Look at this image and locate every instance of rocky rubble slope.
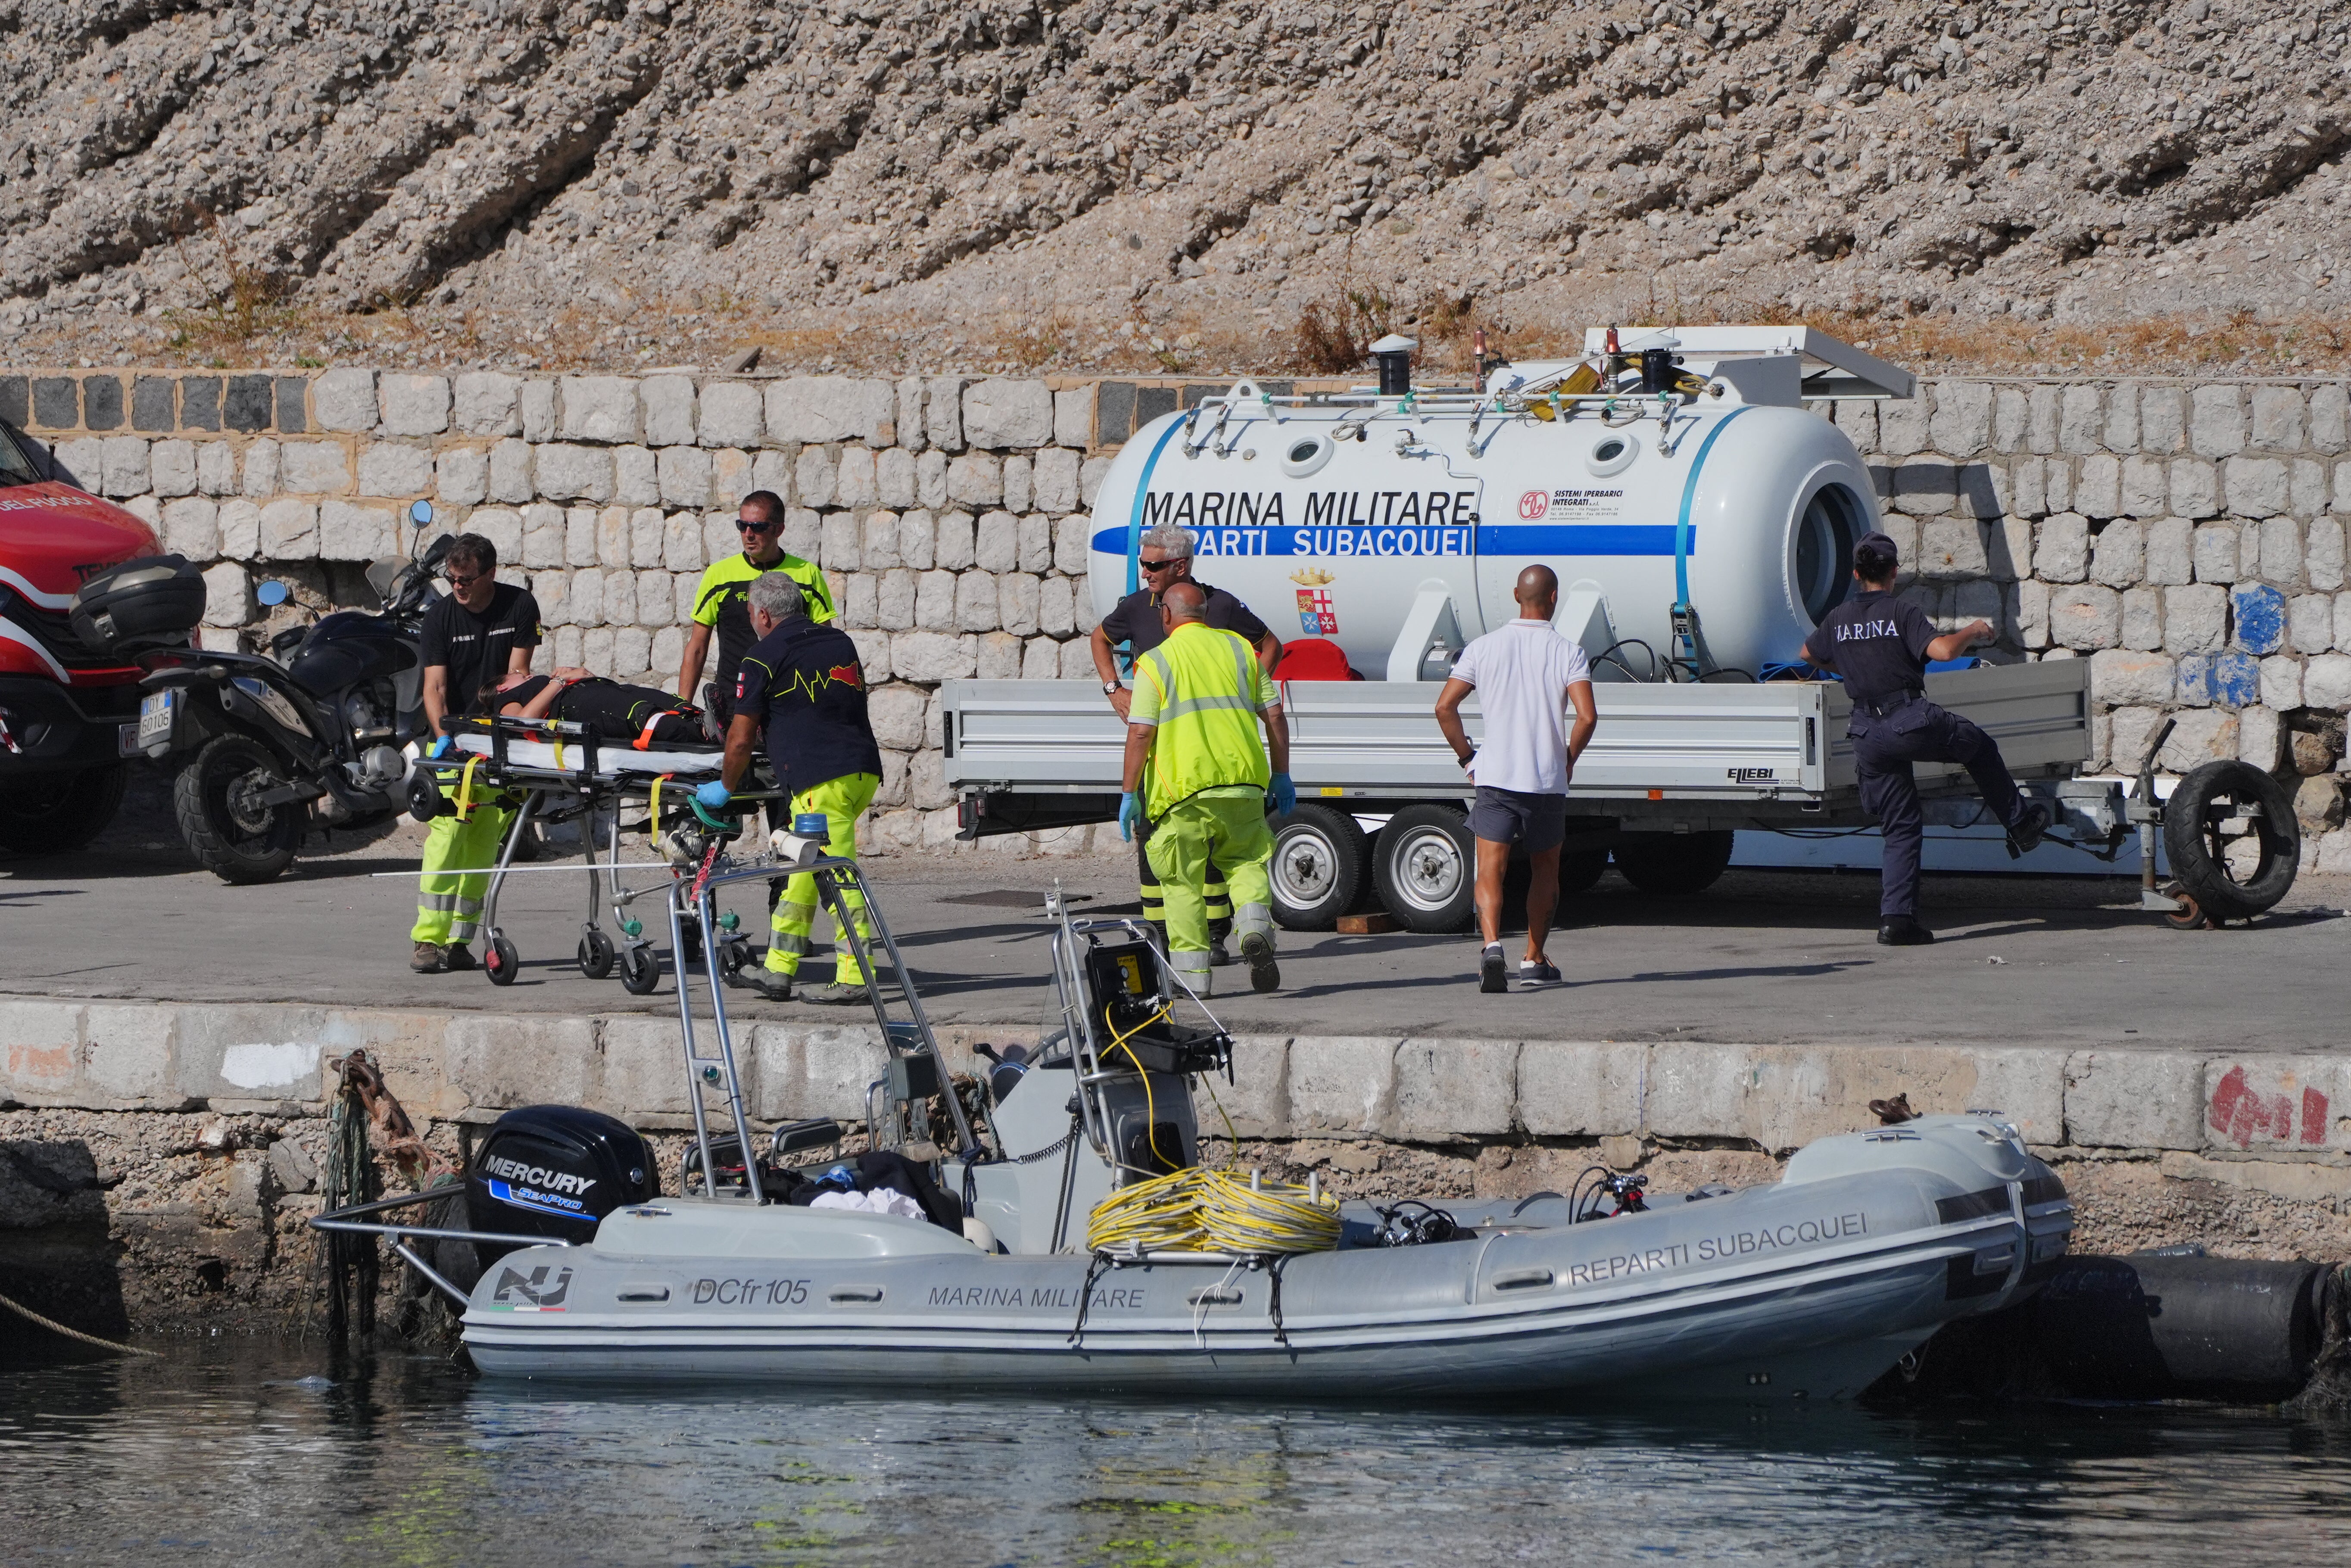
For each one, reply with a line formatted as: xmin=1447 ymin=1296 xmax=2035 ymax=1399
xmin=0 ymin=0 xmax=2343 ymax=373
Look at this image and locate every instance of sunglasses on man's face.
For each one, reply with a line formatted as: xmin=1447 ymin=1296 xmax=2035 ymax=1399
xmin=1139 ymin=557 xmax=1182 ymax=575
xmin=445 ymin=570 xmax=488 ymax=589
xmin=737 ymin=516 xmax=781 ymax=534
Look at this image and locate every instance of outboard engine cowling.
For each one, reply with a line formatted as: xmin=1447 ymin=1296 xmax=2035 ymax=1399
xmin=465 ymin=1105 xmax=655 ymax=1263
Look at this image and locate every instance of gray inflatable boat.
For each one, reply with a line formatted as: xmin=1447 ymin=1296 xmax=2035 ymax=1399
xmin=329 ymin=859 xmax=2074 ymax=1400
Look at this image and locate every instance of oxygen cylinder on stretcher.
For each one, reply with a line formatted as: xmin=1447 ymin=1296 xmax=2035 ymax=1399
xmin=1085 ymin=328 xmax=1907 ymax=681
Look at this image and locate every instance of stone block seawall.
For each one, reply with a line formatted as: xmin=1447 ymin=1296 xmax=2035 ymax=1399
xmin=9 ymin=366 xmax=2351 ymax=861
xmin=2 ymin=999 xmax=2346 ymax=1335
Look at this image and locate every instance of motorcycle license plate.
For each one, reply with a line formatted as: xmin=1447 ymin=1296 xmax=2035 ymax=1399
xmin=137 ymin=690 xmax=176 ymax=749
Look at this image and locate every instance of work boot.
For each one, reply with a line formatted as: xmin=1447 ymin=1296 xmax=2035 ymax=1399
xmin=411 ymin=941 xmax=447 ymax=974
xmin=2006 ymin=802 xmax=2053 ymax=858
xmin=1877 ymin=916 xmax=1935 ymax=946
xmin=1209 ymin=938 xmax=1234 ymax=968
xmin=801 ymin=982 xmax=870 ymax=1006
xmin=1479 ymin=942 xmax=1508 ymax=994
xmin=444 ymin=943 xmax=478 ymax=971
xmin=739 ymin=968 xmax=795 ymax=1002
xmin=1239 ymin=930 xmax=1280 ymax=994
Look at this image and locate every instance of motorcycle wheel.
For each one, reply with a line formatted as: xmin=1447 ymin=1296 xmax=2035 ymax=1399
xmin=174 ymin=735 xmax=303 ymax=884
xmin=0 ymin=762 xmax=129 ymax=854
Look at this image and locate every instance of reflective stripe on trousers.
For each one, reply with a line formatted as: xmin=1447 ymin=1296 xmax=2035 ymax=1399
xmin=766 ymin=772 xmax=880 ymax=982
xmin=411 ymin=804 xmax=514 ymax=945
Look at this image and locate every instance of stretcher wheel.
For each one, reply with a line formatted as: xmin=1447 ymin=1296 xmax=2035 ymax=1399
xmin=620 ymin=943 xmax=661 ymax=996
xmin=719 ymin=937 xmax=751 ymax=983
xmin=484 ymin=934 xmax=521 ymax=986
xmin=579 ymin=928 xmax=616 ymax=979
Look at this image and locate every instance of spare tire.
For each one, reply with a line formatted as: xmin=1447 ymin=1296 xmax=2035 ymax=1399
xmin=2163 ymin=760 xmax=2298 ymax=921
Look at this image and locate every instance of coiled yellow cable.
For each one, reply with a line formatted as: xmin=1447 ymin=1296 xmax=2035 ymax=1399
xmin=1084 ymin=1166 xmax=1339 ymax=1257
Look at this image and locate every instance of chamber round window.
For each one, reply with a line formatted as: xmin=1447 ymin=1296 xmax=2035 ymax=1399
xmin=1280 ymin=432 xmax=1335 ymax=478
xmin=1795 ymin=482 xmax=1868 ymax=623
xmin=1586 ymin=433 xmax=1639 ymax=477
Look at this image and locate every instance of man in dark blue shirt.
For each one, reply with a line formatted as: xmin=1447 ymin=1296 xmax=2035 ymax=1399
xmin=1802 ymin=532 xmax=2049 ymax=946
xmin=700 ymin=572 xmax=882 ymax=1004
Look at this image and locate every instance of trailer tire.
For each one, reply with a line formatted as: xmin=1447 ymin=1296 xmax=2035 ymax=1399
xmin=1559 ymin=848 xmax=1610 ymax=895
xmin=1374 ymin=804 xmax=1476 ymax=933
xmin=1269 ymin=804 xmax=1368 ymax=930
xmin=0 ymin=762 xmax=128 ymax=854
xmin=2163 ymin=761 xmax=2298 ymax=921
xmin=1613 ymin=830 xmax=1736 ymax=896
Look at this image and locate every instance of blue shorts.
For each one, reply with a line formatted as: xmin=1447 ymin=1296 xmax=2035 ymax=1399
xmin=1467 ymin=787 xmax=1567 ymax=852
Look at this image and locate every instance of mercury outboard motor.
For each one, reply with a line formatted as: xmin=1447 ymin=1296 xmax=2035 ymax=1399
xmin=465 ymin=1105 xmax=656 ymax=1264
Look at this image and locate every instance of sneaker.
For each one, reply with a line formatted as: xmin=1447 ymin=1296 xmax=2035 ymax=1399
xmin=410 ymin=941 xmax=447 ymax=974
xmin=444 ymin=943 xmax=478 ymax=972
xmin=1479 ymin=943 xmax=1507 ymax=994
xmin=1519 ymin=959 xmax=1566 ymax=989
xmin=801 ymin=982 xmax=871 ymax=1006
xmin=1239 ymin=930 xmax=1280 ymax=994
xmin=1209 ymin=939 xmax=1235 ymax=968
xmin=739 ymin=969 xmax=795 ymax=1002
xmin=1877 ymin=916 xmax=1936 ymax=947
xmin=2006 ymin=802 xmax=2052 ymax=858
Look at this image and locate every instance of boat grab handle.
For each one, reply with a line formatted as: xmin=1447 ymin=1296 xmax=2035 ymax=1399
xmin=1490 ymin=1268 xmax=1556 ymax=1292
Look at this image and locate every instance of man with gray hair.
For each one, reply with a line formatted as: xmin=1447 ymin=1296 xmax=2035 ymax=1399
xmin=1092 ymin=525 xmax=1284 ymax=958
xmin=697 ymin=571 xmax=883 ymax=1004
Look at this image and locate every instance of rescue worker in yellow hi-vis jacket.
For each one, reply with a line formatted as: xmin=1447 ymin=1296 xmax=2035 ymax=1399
xmin=1118 ymin=580 xmax=1294 ymax=998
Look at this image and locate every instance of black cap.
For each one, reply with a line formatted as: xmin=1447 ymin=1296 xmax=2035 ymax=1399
xmin=1854 ymin=531 xmax=1899 ymax=571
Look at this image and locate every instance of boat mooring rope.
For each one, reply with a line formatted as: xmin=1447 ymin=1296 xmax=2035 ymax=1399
xmin=0 ymin=1288 xmax=159 ymax=1357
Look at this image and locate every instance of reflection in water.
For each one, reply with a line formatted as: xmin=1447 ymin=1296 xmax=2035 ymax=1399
xmin=3 ymin=1341 xmax=2348 ymax=1566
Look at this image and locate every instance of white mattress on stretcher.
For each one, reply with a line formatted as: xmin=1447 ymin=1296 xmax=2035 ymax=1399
xmin=446 ymin=731 xmax=726 ymax=779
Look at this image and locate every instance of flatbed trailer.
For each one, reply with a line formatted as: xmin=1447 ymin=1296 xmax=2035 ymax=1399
xmin=942 ymin=663 xmax=2296 ymax=933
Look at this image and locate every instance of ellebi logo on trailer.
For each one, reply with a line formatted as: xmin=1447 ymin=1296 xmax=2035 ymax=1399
xmin=1517 ymin=490 xmax=1550 ymax=520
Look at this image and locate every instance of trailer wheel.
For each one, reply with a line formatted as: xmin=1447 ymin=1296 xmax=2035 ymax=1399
xmin=1613 ymin=830 xmax=1736 ymax=896
xmin=2162 ymin=761 xmax=2298 ymax=921
xmin=1269 ymin=804 xmax=1368 ymax=930
xmin=1559 ymin=848 xmax=1610 ymax=895
xmin=1374 ymin=804 xmax=1476 ymax=933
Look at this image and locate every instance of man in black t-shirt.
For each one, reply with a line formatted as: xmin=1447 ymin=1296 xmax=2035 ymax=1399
xmin=700 ymin=572 xmax=883 ymax=1005
xmin=1089 ymin=524 xmax=1283 ymax=958
xmin=1802 ymin=532 xmax=2049 ymax=946
xmin=410 ymin=532 xmax=541 ymax=974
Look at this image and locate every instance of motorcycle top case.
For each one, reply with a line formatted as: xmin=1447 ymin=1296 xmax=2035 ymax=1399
xmin=465 ymin=1104 xmax=656 ymax=1260
xmin=69 ymin=554 xmax=206 ymax=656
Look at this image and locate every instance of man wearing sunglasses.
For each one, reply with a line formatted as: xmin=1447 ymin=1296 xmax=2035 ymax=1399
xmin=410 ymin=532 xmax=542 ymax=974
xmin=1091 ymin=525 xmax=1283 ymax=962
xmin=678 ymin=489 xmax=836 ymax=727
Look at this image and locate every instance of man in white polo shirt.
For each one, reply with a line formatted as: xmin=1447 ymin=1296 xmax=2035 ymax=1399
xmin=1433 ymin=565 xmax=1599 ymax=993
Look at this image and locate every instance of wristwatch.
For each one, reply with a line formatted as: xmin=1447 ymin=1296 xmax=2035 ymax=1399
xmin=1103 ymin=681 xmax=1122 ymax=696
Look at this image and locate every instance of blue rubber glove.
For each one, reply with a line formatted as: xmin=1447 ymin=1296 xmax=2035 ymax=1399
xmin=427 ymin=734 xmax=452 ymax=759
xmin=1269 ymin=772 xmax=1297 ymax=816
xmin=1118 ymin=791 xmax=1142 ymax=843
xmin=695 ymin=780 xmax=732 ymax=809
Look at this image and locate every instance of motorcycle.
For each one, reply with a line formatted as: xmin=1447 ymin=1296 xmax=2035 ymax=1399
xmin=128 ymin=500 xmax=447 ymax=883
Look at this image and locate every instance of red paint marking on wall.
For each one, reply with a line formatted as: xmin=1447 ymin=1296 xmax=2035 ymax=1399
xmin=2208 ymin=1065 xmax=2328 ymax=1148
xmin=2302 ymin=1086 xmax=2330 ymax=1146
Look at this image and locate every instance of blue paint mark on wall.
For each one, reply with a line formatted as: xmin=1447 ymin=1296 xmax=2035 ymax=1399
xmin=2177 ymin=650 xmax=2262 ymax=708
xmin=2231 ymin=583 xmax=2286 ymax=655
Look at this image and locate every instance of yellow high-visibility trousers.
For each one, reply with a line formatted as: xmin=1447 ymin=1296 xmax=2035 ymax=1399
xmin=767 ymin=772 xmax=879 ymax=983
xmin=1144 ymin=790 xmax=1274 ymax=990
xmin=411 ymin=803 xmax=514 ymax=946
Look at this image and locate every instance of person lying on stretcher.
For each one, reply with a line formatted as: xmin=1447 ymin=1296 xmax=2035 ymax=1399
xmin=491 ymin=668 xmax=715 ymax=749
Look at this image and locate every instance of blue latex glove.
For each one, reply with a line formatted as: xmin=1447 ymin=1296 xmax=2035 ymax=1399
xmin=427 ymin=734 xmax=452 ymax=759
xmin=695 ymin=780 xmax=732 ymax=809
xmin=1269 ymin=772 xmax=1296 ymax=816
xmin=1118 ymin=791 xmax=1142 ymax=843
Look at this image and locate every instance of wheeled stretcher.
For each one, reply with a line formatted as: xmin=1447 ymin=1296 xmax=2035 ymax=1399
xmin=405 ymin=713 xmax=783 ymax=991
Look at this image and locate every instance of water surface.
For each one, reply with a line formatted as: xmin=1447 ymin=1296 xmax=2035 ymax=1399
xmin=3 ymin=1341 xmax=2348 ymax=1566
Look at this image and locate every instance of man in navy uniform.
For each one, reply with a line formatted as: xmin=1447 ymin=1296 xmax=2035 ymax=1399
xmin=1801 ymin=532 xmax=2050 ymax=946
